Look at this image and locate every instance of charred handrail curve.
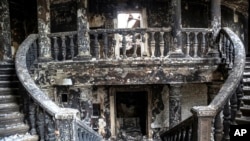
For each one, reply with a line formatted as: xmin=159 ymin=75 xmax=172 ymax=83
xmin=160 ymin=27 xmax=245 ymax=141
xmin=15 ymin=34 xmax=102 ymax=141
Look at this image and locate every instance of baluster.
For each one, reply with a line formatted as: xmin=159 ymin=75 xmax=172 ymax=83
xmin=29 ymin=98 xmax=37 ymax=135
xmin=32 ymin=41 xmax=38 ymax=62
xmin=36 ymin=108 xmax=45 ymax=141
xmin=222 ymin=34 xmax=227 ymax=59
xmin=159 ymin=31 xmax=165 ymax=58
xmin=78 ymin=129 xmax=82 ymax=141
xmin=223 ymin=101 xmax=230 ymax=141
xmin=69 ymin=35 xmax=75 ymax=60
xmin=94 ymin=33 xmax=100 ymax=60
xmin=45 ymin=113 xmax=56 ymax=141
xmin=61 ymin=35 xmax=66 ymax=61
xmin=229 ymin=43 xmax=234 ymax=68
xmin=150 ymin=32 xmax=156 ymax=58
xmin=132 ymin=32 xmax=137 ymax=58
xmin=122 ymin=32 xmax=127 ymax=59
xmin=184 ymin=125 xmax=191 ymax=141
xmin=141 ymin=31 xmax=147 ymax=57
xmin=230 ymin=93 xmax=238 ymax=125
xmin=201 ymin=32 xmax=206 ymax=57
xmin=225 ymin=39 xmax=230 ymax=66
xmin=53 ymin=37 xmax=59 ymax=61
xmin=214 ymin=111 xmax=223 ymax=141
xmin=103 ymin=32 xmax=108 ymax=59
xmin=193 ymin=32 xmax=199 ymax=58
xmin=236 ymin=79 xmax=244 ymax=117
xmin=185 ymin=32 xmax=191 ymax=57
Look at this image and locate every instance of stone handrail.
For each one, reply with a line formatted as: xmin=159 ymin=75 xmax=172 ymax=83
xmin=160 ymin=27 xmax=245 ymax=141
xmin=15 ymin=34 xmax=102 ymax=141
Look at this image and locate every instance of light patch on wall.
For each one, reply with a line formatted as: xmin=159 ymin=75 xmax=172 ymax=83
xmin=117 ymin=13 xmax=141 ymax=28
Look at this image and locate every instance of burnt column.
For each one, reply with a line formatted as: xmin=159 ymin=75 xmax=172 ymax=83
xmin=169 ymin=84 xmax=182 ymax=128
xmin=168 ymin=0 xmax=184 ymax=58
xmin=207 ymin=0 xmax=221 ymax=57
xmin=37 ymin=0 xmax=52 ymax=61
xmin=0 ymin=0 xmax=12 ymax=61
xmin=75 ymin=0 xmax=91 ymax=60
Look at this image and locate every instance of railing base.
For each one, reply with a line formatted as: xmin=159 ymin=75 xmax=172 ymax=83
xmin=73 ymin=55 xmax=92 ymax=60
xmin=166 ymin=51 xmax=185 ymax=58
xmin=38 ymin=57 xmax=53 ymax=62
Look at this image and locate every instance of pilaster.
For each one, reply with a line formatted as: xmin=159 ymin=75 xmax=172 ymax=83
xmin=37 ymin=0 xmax=52 ymax=61
xmin=207 ymin=0 xmax=221 ymax=57
xmin=169 ymin=84 xmax=182 ymax=128
xmin=75 ymin=0 xmax=91 ymax=60
xmin=167 ymin=0 xmax=184 ymax=58
xmin=0 ymin=0 xmax=12 ymax=61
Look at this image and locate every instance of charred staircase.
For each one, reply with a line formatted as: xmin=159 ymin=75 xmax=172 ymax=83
xmin=236 ymin=57 xmax=250 ymax=124
xmin=0 ymin=62 xmax=38 ymax=141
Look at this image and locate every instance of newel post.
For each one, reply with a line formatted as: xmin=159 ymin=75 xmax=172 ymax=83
xmin=75 ymin=0 xmax=91 ymax=60
xmin=55 ymin=108 xmax=80 ymax=141
xmin=191 ymin=106 xmax=216 ymax=141
xmin=37 ymin=0 xmax=53 ymax=61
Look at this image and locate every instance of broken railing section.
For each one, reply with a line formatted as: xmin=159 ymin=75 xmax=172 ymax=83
xmin=160 ymin=28 xmax=246 ymax=141
xmin=16 ymin=34 xmax=102 ymax=141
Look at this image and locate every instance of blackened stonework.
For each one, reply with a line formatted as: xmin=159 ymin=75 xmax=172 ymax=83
xmin=0 ymin=0 xmax=12 ymax=60
xmin=36 ymin=59 xmax=222 ymax=87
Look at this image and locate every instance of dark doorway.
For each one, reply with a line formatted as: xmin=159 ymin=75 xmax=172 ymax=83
xmin=116 ymin=91 xmax=147 ymax=135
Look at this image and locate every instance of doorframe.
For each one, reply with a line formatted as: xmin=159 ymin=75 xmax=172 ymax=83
xmin=109 ymin=86 xmax=152 ymax=139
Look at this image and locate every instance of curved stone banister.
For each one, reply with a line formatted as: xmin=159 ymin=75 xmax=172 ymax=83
xmin=160 ymin=27 xmax=245 ymax=141
xmin=208 ymin=27 xmax=245 ymax=109
xmin=15 ymin=34 xmax=63 ymax=115
xmin=15 ymin=34 xmax=102 ymax=140
xmin=191 ymin=27 xmax=246 ymax=140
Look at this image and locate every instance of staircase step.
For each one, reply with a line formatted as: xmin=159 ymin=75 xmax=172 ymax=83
xmin=240 ymin=106 xmax=250 ymax=117
xmin=0 ymin=74 xmax=18 ymax=81
xmin=242 ymin=96 xmax=250 ymax=105
xmin=0 ymin=95 xmax=19 ymax=103
xmin=0 ymin=133 xmax=39 ymax=141
xmin=0 ymin=68 xmax=16 ymax=75
xmin=0 ymin=123 xmax=29 ymax=137
xmin=0 ymin=81 xmax=20 ymax=88
xmin=0 ymin=112 xmax=24 ymax=125
xmin=0 ymin=88 xmax=19 ymax=95
xmin=0 ymin=103 xmax=19 ymax=114
xmin=236 ymin=116 xmax=250 ymax=125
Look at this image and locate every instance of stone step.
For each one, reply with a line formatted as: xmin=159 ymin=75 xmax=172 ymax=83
xmin=243 ymin=86 xmax=250 ymax=95
xmin=236 ymin=116 xmax=250 ymax=125
xmin=242 ymin=96 xmax=250 ymax=105
xmin=240 ymin=105 xmax=250 ymax=117
xmin=0 ymin=112 xmax=24 ymax=125
xmin=0 ymin=103 xmax=19 ymax=114
xmin=0 ymin=123 xmax=29 ymax=137
xmin=0 ymin=133 xmax=39 ymax=141
xmin=0 ymin=81 xmax=20 ymax=88
xmin=0 ymin=95 xmax=19 ymax=103
xmin=0 ymin=88 xmax=19 ymax=95
xmin=0 ymin=74 xmax=18 ymax=81
xmin=0 ymin=68 xmax=16 ymax=75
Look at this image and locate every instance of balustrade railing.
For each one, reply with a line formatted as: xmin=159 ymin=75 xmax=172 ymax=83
xmin=160 ymin=27 xmax=245 ymax=141
xmin=182 ymin=28 xmax=212 ymax=58
xmin=15 ymin=34 xmax=102 ymax=141
xmin=43 ymin=27 xmax=219 ymax=62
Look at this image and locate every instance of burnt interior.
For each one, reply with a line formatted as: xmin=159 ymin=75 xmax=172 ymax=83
xmin=116 ymin=91 xmax=147 ymax=135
